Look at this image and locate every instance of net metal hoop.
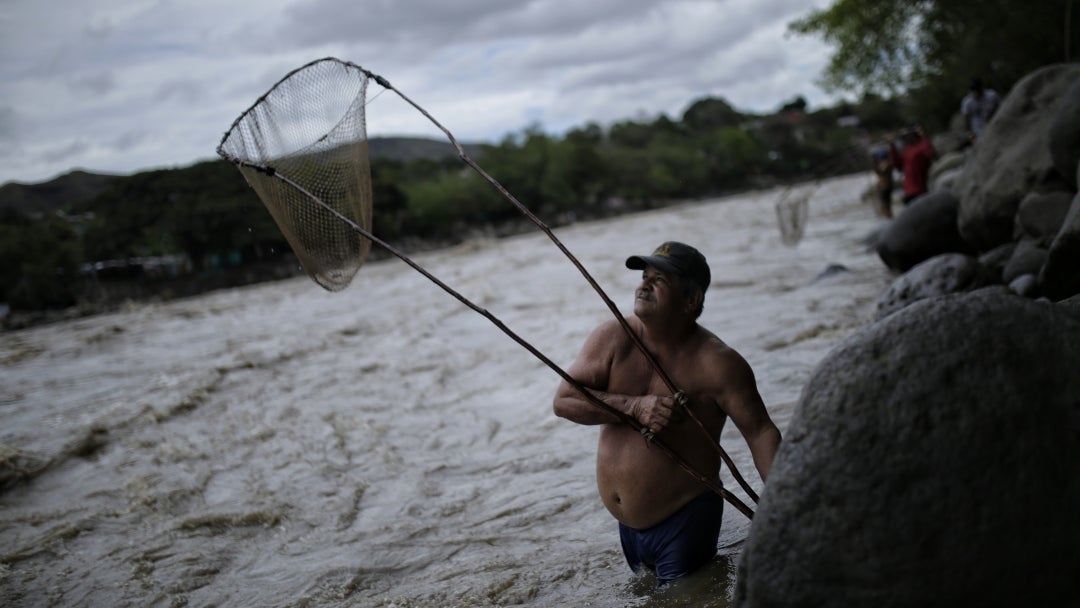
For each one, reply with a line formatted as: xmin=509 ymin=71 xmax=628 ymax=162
xmin=217 ymin=58 xmax=375 ymax=291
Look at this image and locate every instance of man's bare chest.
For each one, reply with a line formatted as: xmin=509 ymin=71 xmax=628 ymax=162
xmin=608 ymin=346 xmax=711 ymax=401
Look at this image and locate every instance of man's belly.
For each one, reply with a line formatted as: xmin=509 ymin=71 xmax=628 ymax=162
xmin=595 ymin=425 xmax=718 ymax=529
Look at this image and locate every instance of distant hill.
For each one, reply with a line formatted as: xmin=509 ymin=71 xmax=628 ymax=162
xmin=0 ymin=136 xmax=483 ymax=215
xmin=368 ymin=136 xmax=487 ymax=161
xmin=0 ymin=170 xmax=123 ymax=215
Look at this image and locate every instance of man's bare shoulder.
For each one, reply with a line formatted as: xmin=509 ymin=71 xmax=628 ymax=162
xmin=588 ymin=317 xmax=639 ymax=346
xmin=574 ymin=317 xmax=639 ymax=364
xmin=690 ymin=327 xmax=756 ymax=384
xmin=693 ymin=326 xmax=736 ymax=357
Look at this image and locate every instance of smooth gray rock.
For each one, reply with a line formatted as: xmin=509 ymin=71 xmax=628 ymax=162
xmin=1014 ymin=190 xmax=1075 ymax=244
xmin=1040 ymin=189 xmax=1080 ymax=300
xmin=977 ymin=242 xmax=1016 ymax=282
xmin=875 ymin=253 xmax=993 ymax=320
xmin=1001 ymin=239 xmax=1049 ymax=284
xmin=1048 ymin=77 xmax=1080 ymax=188
xmin=876 ymin=191 xmax=972 ymax=272
xmin=952 ymin=64 xmax=1080 ymax=250
xmin=1008 ymin=273 xmax=1039 ymax=297
xmin=736 ymin=290 xmax=1080 ymax=607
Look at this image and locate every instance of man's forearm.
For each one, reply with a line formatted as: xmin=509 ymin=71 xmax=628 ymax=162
xmin=554 ymin=387 xmax=640 ymax=426
xmin=749 ymin=426 xmax=782 ymax=481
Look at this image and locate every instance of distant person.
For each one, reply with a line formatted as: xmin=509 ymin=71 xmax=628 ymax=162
xmin=870 ymin=148 xmax=894 ymax=218
xmin=961 ymin=78 xmax=1001 ymax=139
xmin=553 ymin=241 xmax=780 ymax=587
xmin=888 ymin=123 xmax=936 ymax=206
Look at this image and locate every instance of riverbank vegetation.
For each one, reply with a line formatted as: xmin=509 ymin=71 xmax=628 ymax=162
xmin=0 ymin=94 xmax=893 ymax=320
xmin=2 ymin=0 xmax=1074 ymax=324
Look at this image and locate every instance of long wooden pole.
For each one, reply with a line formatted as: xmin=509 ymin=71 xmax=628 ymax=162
xmin=218 ymin=56 xmax=762 ymax=514
xmin=364 ymin=65 xmax=763 ymax=507
xmin=227 ymin=162 xmax=755 ymax=520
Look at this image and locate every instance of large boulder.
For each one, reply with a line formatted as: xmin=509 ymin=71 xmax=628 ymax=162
xmin=1040 ymin=188 xmax=1080 ymax=300
xmin=927 ymin=150 xmax=966 ymax=185
xmin=952 ymin=64 xmax=1080 ymax=250
xmin=735 ymin=290 xmax=1080 ymax=607
xmin=876 ymin=191 xmax=972 ymax=272
xmin=1059 ymin=293 xmax=1080 ymax=318
xmin=875 ymin=253 xmax=993 ymax=320
xmin=927 ymin=150 xmax=967 ymax=194
xmin=1014 ymin=190 xmax=1075 ymax=244
xmin=976 ymin=242 xmax=1016 ymax=282
xmin=931 ymin=122 xmax=971 ymax=156
xmin=1001 ymin=238 xmax=1049 ymax=284
xmin=929 ymin=165 xmax=963 ymax=195
xmin=1048 ymin=77 xmax=1080 ymax=189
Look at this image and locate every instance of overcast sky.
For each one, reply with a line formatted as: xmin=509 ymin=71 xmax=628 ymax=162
xmin=0 ymin=0 xmax=840 ymax=186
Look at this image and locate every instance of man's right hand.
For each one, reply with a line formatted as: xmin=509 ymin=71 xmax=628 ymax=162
xmin=630 ymin=394 xmax=678 ymax=434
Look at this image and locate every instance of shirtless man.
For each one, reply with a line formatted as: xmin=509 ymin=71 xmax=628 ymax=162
xmin=552 ymin=241 xmax=781 ymax=585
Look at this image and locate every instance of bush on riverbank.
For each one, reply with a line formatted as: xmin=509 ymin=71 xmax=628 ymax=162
xmin=2 ymin=93 xmax=897 ymax=328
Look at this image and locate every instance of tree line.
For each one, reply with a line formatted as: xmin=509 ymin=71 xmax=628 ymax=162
xmin=2 ymin=94 xmax=897 ymax=313
xmin=5 ymin=0 xmax=1073 ymax=314
xmin=788 ymin=0 xmax=1078 ymax=131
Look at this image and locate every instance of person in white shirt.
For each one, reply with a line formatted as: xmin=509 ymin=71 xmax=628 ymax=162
xmin=961 ymin=78 xmax=1001 ymax=139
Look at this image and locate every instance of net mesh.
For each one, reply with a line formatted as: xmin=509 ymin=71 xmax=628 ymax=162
xmin=775 ymin=187 xmax=810 ymax=246
xmin=217 ymin=58 xmax=374 ymax=291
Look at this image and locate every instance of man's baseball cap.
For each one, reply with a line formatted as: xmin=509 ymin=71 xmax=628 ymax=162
xmin=626 ymin=241 xmax=711 ymax=293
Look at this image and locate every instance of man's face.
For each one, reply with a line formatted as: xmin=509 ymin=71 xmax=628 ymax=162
xmin=634 ymin=266 xmax=686 ymax=319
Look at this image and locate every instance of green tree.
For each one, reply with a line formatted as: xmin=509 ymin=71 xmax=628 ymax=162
xmin=164 ymin=161 xmax=284 ymax=270
xmin=779 ymin=96 xmax=809 ymax=114
xmin=78 ymin=161 xmax=285 ymax=270
xmin=473 ymin=126 xmax=582 ymax=218
xmin=852 ymin=92 xmax=906 ymax=131
xmin=682 ymin=97 xmax=744 ymax=132
xmin=644 ymin=133 xmax=709 ymax=199
xmin=702 ymin=127 xmax=764 ymax=187
xmin=789 ymin=0 xmax=1080 ymax=128
xmin=608 ymin=119 xmax=656 ymax=148
xmin=0 ymin=210 xmax=83 ymax=310
xmin=601 ymin=146 xmax=654 ymax=204
xmin=369 ymin=159 xmax=411 ymax=241
xmin=77 ymin=170 xmax=172 ymax=261
xmin=788 ymin=1 xmax=924 ymax=97
xmin=559 ymin=131 xmax=609 ymax=211
xmin=401 ymin=170 xmax=494 ymax=238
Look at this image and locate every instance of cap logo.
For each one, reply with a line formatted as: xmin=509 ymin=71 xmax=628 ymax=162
xmin=654 ymin=243 xmax=671 ymax=256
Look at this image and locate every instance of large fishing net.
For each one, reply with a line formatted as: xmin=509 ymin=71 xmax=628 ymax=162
xmin=215 ymin=57 xmax=758 ymax=519
xmin=217 ymin=58 xmax=373 ymax=291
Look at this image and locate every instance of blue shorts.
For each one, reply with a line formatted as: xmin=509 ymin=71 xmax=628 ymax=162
xmin=618 ymin=490 xmax=724 ymax=585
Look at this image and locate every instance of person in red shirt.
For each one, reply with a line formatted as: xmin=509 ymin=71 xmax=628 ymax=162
xmin=888 ymin=123 xmax=936 ymax=205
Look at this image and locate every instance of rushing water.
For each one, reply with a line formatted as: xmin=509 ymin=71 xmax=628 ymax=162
xmin=1 ymin=175 xmax=892 ymax=607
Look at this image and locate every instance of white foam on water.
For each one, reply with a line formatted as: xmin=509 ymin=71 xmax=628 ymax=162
xmin=0 ymin=173 xmax=892 ymax=607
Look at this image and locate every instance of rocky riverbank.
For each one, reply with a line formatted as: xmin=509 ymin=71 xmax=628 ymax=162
xmin=736 ymin=63 xmax=1080 ymax=606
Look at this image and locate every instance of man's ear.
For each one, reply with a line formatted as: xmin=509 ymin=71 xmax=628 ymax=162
xmin=684 ymin=288 xmax=704 ymax=315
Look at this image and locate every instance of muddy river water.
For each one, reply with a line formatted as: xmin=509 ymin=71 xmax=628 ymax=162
xmin=1 ymin=175 xmax=892 ymax=607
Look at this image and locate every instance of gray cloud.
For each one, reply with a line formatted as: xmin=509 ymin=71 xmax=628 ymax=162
xmin=1 ymin=0 xmax=839 ymax=185
xmin=109 ymin=129 xmax=147 ymax=153
xmin=42 ymin=139 xmax=92 ymax=164
xmin=0 ymin=106 xmax=17 ymax=141
xmin=154 ymin=78 xmax=206 ymax=105
xmin=71 ymin=72 xmax=118 ymax=96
